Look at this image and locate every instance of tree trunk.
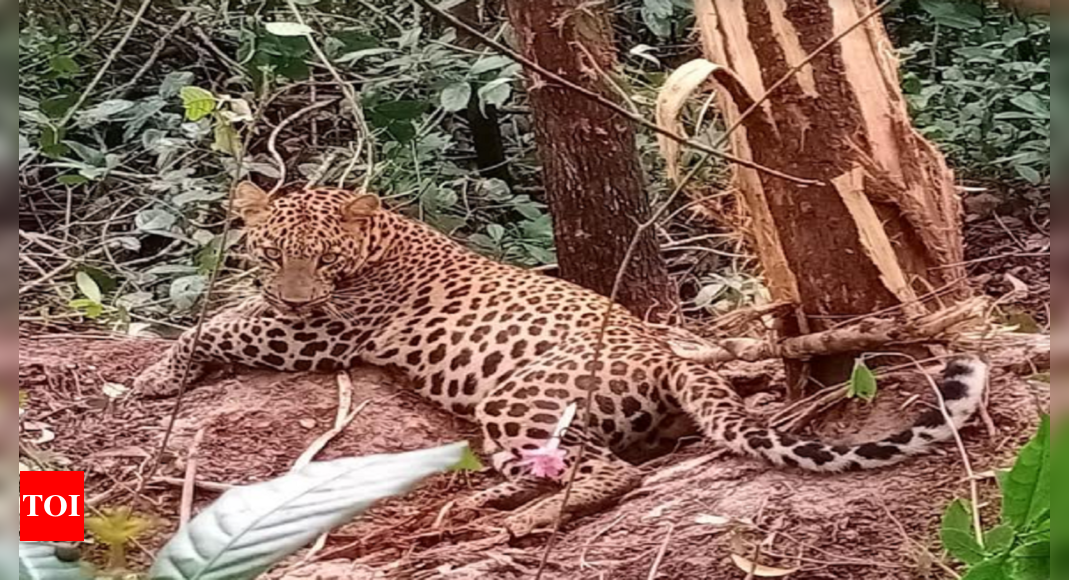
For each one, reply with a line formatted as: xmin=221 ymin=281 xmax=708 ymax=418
xmin=504 ymin=0 xmax=677 ymax=322
xmin=693 ymin=0 xmax=969 ymax=386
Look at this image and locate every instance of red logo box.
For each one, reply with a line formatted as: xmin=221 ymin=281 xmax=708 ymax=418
xmin=20 ymin=472 xmax=85 ymax=542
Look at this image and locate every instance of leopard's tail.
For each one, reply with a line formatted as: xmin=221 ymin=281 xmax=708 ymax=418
xmin=670 ymin=356 xmax=988 ymax=472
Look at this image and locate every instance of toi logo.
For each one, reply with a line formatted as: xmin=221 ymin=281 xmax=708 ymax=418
xmin=19 ymin=472 xmax=85 ymax=542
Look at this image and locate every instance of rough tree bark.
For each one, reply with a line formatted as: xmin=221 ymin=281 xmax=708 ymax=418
xmin=692 ymin=0 xmax=971 ymax=385
xmin=504 ymin=0 xmax=677 ymax=322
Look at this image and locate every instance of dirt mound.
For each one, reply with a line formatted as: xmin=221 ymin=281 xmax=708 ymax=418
xmin=18 ymin=335 xmax=1047 ymax=579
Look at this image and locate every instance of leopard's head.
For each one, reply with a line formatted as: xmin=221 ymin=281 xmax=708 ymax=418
xmin=233 ymin=182 xmax=382 ymax=315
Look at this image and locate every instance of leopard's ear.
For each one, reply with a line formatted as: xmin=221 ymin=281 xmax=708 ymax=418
xmin=233 ymin=181 xmax=271 ymax=226
xmin=340 ymin=193 xmax=382 ymax=223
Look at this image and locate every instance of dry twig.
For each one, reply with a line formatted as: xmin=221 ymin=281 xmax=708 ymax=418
xmin=179 ymin=428 xmax=207 ymax=527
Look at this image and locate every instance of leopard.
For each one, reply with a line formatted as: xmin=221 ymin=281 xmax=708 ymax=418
xmin=135 ymin=182 xmax=990 ymax=536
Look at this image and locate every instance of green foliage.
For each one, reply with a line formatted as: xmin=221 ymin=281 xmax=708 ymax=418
xmin=892 ymin=1 xmax=1050 ymax=184
xmin=450 ymin=445 xmax=486 ymax=473
xmin=847 ymin=359 xmax=879 ymax=402
xmin=940 ymin=416 xmax=1050 ymax=579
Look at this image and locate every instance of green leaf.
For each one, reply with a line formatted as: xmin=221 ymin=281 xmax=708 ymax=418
xmin=75 ymin=271 xmax=103 ymax=304
xmin=847 ymin=359 xmax=879 ymax=402
xmin=374 ymin=101 xmax=426 ymax=121
xmin=919 ymin=0 xmax=982 ymax=29
xmin=1010 ymin=93 xmax=1049 ymax=116
xmin=41 ymin=95 xmax=77 ymax=119
xmin=984 ymin=525 xmax=1017 ymax=556
xmin=1014 ymin=164 xmax=1043 ymax=185
xmin=179 ymin=87 xmax=217 ymax=121
xmin=18 ymin=542 xmax=90 ymax=580
xmin=962 ymin=555 xmax=1010 ymax=580
xmin=266 ymin=22 xmax=313 ymax=37
xmin=478 ymin=78 xmax=513 ymax=109
xmin=57 ymin=175 xmax=89 ymax=186
xmin=48 ymin=55 xmax=80 ymax=75
xmin=135 ymin=209 xmax=178 ymax=233
xmin=449 ymin=446 xmax=485 ymax=473
xmin=212 ymin=123 xmax=243 ymax=157
xmin=1003 ymin=416 xmax=1050 ymax=531
xmin=76 ymin=99 xmax=135 ymax=128
xmin=169 ymin=276 xmax=208 ymax=311
xmin=942 ymin=499 xmax=986 ymax=565
xmin=440 ymin=82 xmax=473 ymax=113
xmin=1010 ymin=541 xmax=1050 ymax=580
xmin=150 ymin=444 xmax=466 ymax=580
xmin=470 ymin=55 xmax=514 ymax=76
xmin=158 ymin=71 xmax=195 ymax=99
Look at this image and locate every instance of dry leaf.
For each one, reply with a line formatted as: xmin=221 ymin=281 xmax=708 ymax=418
xmin=695 ymin=514 xmax=732 ymax=527
xmin=730 ymin=554 xmax=798 ymax=578
xmin=32 ymin=429 xmax=57 ymax=445
xmin=102 ymin=382 xmax=129 ymax=400
xmin=1004 ymin=273 xmax=1030 ymax=298
xmin=655 ymin=59 xmax=720 ymax=184
xmin=644 ymin=500 xmax=682 ymax=520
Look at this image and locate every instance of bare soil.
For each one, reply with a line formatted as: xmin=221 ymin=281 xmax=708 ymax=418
xmin=18 ymin=332 xmax=1048 ymax=580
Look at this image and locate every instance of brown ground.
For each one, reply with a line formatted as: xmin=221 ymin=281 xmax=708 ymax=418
xmin=17 ymin=193 xmax=1049 ymax=580
xmin=18 ymin=331 xmax=1048 ymax=580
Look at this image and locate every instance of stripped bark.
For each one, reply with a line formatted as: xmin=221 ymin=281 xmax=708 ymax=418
xmin=687 ymin=0 xmax=971 ymax=384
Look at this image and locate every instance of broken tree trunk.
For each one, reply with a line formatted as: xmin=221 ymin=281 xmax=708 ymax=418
xmin=686 ymin=0 xmax=971 ymax=386
xmin=504 ymin=0 xmax=677 ymax=322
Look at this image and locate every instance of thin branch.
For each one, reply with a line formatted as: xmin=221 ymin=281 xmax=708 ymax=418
xmin=136 ymin=100 xmax=266 ymax=499
xmin=286 ymin=0 xmax=377 ymax=192
xmin=59 ymin=0 xmax=155 ymax=130
xmin=179 ymin=428 xmax=206 ymax=527
xmin=267 ymin=99 xmax=340 ymax=195
xmin=411 ymin=0 xmax=821 ymax=187
xmin=112 ymin=11 xmax=193 ymax=98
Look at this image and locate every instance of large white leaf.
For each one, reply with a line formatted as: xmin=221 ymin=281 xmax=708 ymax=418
xmin=150 ymin=443 xmax=467 ymax=580
xmin=18 ymin=543 xmax=90 ymax=580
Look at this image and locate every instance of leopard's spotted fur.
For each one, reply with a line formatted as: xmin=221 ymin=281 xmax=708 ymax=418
xmin=136 ymin=183 xmax=989 ymax=536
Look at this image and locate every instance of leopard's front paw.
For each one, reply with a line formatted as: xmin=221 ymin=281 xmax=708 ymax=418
xmin=133 ymin=359 xmax=183 ymax=399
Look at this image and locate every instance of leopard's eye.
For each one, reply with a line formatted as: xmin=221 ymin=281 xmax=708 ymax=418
xmin=320 ymin=252 xmax=339 ymax=266
xmin=264 ymin=248 xmax=283 ymax=261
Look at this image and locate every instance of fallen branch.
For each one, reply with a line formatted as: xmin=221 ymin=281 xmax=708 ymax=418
xmin=179 ymin=428 xmax=207 ymax=527
xmin=292 ymin=372 xmax=369 ymax=471
xmin=669 ymin=297 xmax=991 ymax=364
